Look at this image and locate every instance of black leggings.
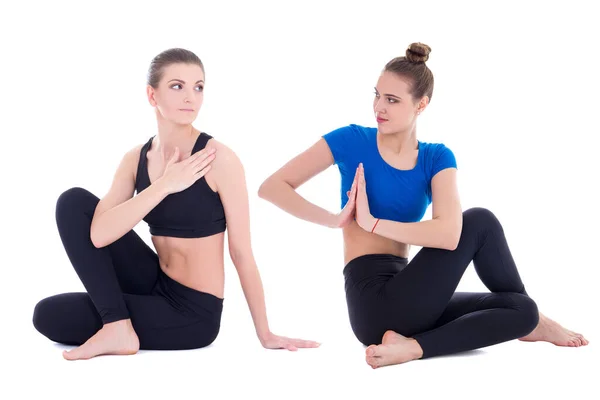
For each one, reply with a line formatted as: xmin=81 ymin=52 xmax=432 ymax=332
xmin=32 ymin=187 xmax=223 ymax=350
xmin=343 ymin=207 xmax=539 ymax=359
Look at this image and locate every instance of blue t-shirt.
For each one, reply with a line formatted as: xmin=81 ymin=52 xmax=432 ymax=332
xmin=322 ymin=124 xmax=457 ymax=223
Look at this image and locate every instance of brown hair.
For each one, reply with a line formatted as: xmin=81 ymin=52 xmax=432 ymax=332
xmin=384 ymin=42 xmax=434 ymax=102
xmin=147 ymin=48 xmax=205 ymax=88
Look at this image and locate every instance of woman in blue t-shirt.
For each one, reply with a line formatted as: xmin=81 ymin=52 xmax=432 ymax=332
xmin=258 ymin=42 xmax=588 ymax=368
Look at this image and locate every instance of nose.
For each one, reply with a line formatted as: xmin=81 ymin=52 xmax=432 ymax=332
xmin=183 ymin=87 xmax=197 ymax=103
xmin=373 ymin=98 xmax=386 ymax=114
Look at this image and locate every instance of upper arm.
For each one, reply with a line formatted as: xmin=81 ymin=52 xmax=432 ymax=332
xmin=261 ymin=125 xmax=358 ymax=191
xmin=431 ymin=168 xmax=462 ymax=224
xmin=209 ymin=142 xmax=254 ymax=263
xmin=430 ymin=145 xmax=462 ymax=243
xmin=93 ymin=145 xmax=142 ymax=219
xmin=261 ymin=138 xmax=334 ymax=190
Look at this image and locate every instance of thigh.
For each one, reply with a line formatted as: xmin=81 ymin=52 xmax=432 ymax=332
xmin=382 ymin=247 xmax=474 ymax=330
xmin=108 ymin=229 xmax=160 ymax=295
xmin=432 ymin=291 xmax=533 ymax=328
xmin=33 ymin=291 xmax=220 ymax=350
xmin=431 ymin=292 xmax=497 ymax=328
xmin=33 ymin=292 xmax=103 ymax=345
xmin=383 ymin=207 xmax=502 ymax=304
xmin=123 ymin=293 xmax=220 ymax=350
xmin=57 ymin=187 xmax=160 ymax=295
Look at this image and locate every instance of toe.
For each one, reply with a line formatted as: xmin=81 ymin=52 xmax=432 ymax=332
xmin=63 ymin=349 xmax=79 ymax=360
xmin=575 ymin=334 xmax=588 ymax=345
xmin=365 ymin=356 xmax=377 ymax=368
xmin=368 ymin=344 xmax=385 ymax=357
xmin=367 ymin=356 xmax=380 ymax=369
xmin=366 ymin=345 xmax=377 ymax=357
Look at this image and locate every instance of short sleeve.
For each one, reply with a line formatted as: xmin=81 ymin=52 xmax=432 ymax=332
xmin=322 ymin=125 xmax=356 ymax=165
xmin=431 ymin=144 xmax=457 ymax=177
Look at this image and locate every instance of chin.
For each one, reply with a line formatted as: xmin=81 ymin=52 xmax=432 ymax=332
xmin=171 ymin=117 xmax=197 ymax=126
xmin=376 ymin=125 xmax=392 ymax=134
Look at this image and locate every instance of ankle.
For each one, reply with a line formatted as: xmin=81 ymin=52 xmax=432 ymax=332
xmin=103 ymin=319 xmax=132 ymax=330
xmin=408 ymin=338 xmax=424 ymax=359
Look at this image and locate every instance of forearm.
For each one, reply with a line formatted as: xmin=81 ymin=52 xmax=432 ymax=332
xmin=374 ymin=217 xmax=460 ymax=251
xmin=234 ymin=259 xmax=271 ymax=340
xmin=258 ymin=180 xmax=337 ymax=228
xmin=90 ymin=181 xmax=169 ymax=248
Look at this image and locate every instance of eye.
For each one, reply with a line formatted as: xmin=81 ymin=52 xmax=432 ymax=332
xmin=388 ymin=98 xmax=397 ymax=103
xmin=374 ymin=91 xmax=380 ymax=98
xmin=170 ymin=84 xmax=182 ymax=90
xmin=195 ymin=85 xmax=204 ymax=92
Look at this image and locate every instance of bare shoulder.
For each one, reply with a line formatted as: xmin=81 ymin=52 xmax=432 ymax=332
xmin=125 ymin=143 xmax=146 ymax=161
xmin=122 ymin=142 xmax=146 ymax=181
xmin=207 ymin=139 xmax=243 ymax=170
xmin=202 ymin=138 xmax=244 ymax=193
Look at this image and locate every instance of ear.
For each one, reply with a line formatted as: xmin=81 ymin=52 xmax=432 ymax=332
xmin=146 ymin=85 xmax=157 ymax=107
xmin=416 ymin=96 xmax=430 ymax=114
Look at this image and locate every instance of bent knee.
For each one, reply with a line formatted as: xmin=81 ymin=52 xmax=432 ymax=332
xmin=462 ymin=207 xmax=503 ymax=232
xmin=510 ymin=293 xmax=540 ymax=336
xmin=32 ymin=296 xmax=57 ymax=339
xmin=463 ymin=207 xmax=497 ymax=222
xmin=56 ymin=187 xmax=99 ymax=217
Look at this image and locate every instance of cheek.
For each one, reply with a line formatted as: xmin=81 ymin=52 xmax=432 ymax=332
xmin=388 ymin=105 xmax=411 ymax=126
xmin=395 ymin=104 xmax=412 ymax=118
xmin=158 ymin=91 xmax=181 ymax=111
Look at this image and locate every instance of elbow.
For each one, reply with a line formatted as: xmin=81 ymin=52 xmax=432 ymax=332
xmin=257 ymin=179 xmax=270 ymax=200
xmin=444 ymin=224 xmax=462 ymax=251
xmin=229 ymin=246 xmax=253 ymax=268
xmin=90 ymin=234 xmax=106 ymax=249
xmin=90 ymin=233 xmax=107 ymax=249
xmin=90 ymin=224 xmax=108 ymax=249
xmin=258 ymin=178 xmax=278 ymax=201
xmin=444 ymin=238 xmax=459 ymax=251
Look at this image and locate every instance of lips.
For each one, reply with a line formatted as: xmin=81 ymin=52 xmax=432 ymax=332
xmin=179 ymin=109 xmax=195 ymax=112
xmin=377 ymin=117 xmax=388 ymax=123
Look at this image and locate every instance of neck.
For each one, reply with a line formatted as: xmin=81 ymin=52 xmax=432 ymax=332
xmin=154 ymin=111 xmax=198 ymax=156
xmin=378 ymin=125 xmax=418 ymax=155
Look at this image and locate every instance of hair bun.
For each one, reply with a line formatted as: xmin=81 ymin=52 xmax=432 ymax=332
xmin=406 ymin=42 xmax=431 ymax=63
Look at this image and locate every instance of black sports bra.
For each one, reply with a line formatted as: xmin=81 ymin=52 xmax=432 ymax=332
xmin=134 ymin=132 xmax=226 ymax=238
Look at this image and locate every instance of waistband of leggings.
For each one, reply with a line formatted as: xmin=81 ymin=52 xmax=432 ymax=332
xmin=343 ymin=253 xmax=408 ymax=279
xmin=158 ymin=269 xmax=224 ymax=314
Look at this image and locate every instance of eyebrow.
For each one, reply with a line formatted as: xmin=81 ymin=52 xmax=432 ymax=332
xmin=168 ymin=79 xmax=204 ymax=84
xmin=374 ymin=87 xmax=401 ymax=99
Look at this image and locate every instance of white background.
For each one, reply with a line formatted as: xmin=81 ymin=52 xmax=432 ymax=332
xmin=1 ymin=0 xmax=598 ymax=398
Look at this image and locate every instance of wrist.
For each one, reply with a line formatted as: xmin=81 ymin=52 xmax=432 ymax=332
xmin=324 ymin=212 xmax=340 ymax=228
xmin=258 ymin=329 xmax=272 ymax=344
xmin=152 ymin=178 xmax=172 ymax=197
xmin=370 ymin=216 xmax=380 ymax=233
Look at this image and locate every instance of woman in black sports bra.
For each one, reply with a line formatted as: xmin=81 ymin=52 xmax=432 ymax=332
xmin=32 ymin=48 xmax=319 ymax=360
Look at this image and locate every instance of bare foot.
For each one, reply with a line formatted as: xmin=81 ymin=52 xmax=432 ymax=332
xmin=365 ymin=330 xmax=424 ymax=369
xmin=519 ymin=313 xmax=589 ymax=347
xmin=63 ymin=319 xmax=140 ymax=361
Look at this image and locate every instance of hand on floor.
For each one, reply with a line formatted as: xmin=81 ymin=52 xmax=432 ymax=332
xmin=260 ymin=332 xmax=321 ymax=351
